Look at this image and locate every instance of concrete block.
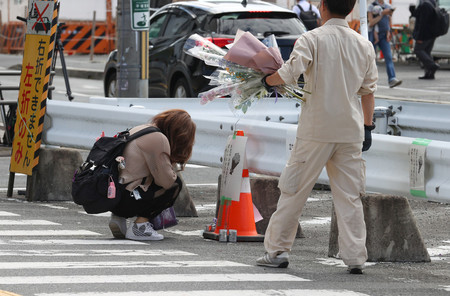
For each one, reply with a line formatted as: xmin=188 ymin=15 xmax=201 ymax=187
xmin=30 ymin=147 xmax=83 ymax=201
xmin=328 ymin=194 xmax=430 ymax=262
xmin=173 ymin=172 xmax=198 ymax=217
xmin=216 ymin=175 xmax=304 ymax=238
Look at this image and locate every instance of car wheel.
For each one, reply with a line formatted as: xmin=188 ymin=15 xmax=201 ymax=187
xmin=105 ymin=71 xmax=117 ymax=97
xmin=171 ymin=77 xmax=192 ymax=98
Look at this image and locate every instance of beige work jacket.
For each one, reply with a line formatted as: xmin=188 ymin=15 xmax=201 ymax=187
xmin=278 ymin=18 xmax=378 ymax=143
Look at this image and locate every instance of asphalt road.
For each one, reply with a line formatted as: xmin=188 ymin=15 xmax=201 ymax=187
xmin=0 ymin=167 xmax=448 ymax=295
xmin=0 ymin=54 xmax=449 ymax=295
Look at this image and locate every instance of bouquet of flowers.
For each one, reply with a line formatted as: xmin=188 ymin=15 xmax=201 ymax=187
xmin=183 ymin=30 xmax=308 ymax=114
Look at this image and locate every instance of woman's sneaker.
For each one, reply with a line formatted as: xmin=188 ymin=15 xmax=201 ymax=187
xmin=109 ymin=213 xmax=127 ymax=239
xmin=126 ymin=222 xmax=164 ymax=241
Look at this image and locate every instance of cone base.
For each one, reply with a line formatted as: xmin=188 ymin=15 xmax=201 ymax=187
xmin=203 ymin=231 xmax=264 ymax=242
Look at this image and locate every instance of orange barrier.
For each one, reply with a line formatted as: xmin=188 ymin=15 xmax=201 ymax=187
xmin=59 ymin=22 xmax=115 ymax=55
xmin=0 ymin=22 xmax=26 ymax=54
xmin=0 ymin=21 xmax=115 ymax=54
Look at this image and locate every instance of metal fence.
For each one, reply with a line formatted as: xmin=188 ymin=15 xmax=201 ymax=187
xmin=42 ymin=99 xmax=450 ymax=204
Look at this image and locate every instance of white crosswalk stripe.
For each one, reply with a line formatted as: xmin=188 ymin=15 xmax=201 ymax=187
xmin=0 ymin=220 xmax=60 ymax=225
xmin=0 ymin=210 xmax=372 ymax=296
xmin=0 ymin=273 xmax=308 ymax=285
xmin=0 ymin=261 xmax=248 ymax=269
xmin=35 ymin=291 xmax=368 ymax=296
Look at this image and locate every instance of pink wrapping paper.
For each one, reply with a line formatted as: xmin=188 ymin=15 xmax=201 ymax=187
xmin=223 ymin=31 xmax=283 ymax=74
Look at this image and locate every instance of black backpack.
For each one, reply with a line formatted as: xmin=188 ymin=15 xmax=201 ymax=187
xmin=297 ymin=3 xmax=319 ymax=31
xmin=71 ymin=126 xmax=160 ymax=214
xmin=431 ymin=2 xmax=449 ymax=38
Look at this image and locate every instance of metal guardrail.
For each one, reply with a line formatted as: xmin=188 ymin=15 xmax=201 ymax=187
xmin=89 ymin=97 xmax=301 ymax=124
xmin=43 ymin=100 xmax=450 ymax=204
xmin=91 ymin=97 xmax=450 ymax=142
xmin=373 ymin=99 xmax=450 ymax=142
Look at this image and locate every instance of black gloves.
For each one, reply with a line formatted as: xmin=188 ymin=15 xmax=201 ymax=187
xmin=261 ymin=74 xmax=275 ymax=92
xmin=362 ymin=124 xmax=376 ymax=152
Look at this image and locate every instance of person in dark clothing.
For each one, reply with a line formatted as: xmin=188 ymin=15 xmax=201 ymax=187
xmin=412 ymin=0 xmax=440 ymax=79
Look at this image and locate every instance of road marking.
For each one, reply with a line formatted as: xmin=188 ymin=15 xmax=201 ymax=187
xmin=0 ymin=211 xmax=20 ymax=217
xmin=0 ymin=260 xmax=248 ymax=269
xmin=185 ymin=164 xmax=209 ymax=168
xmin=186 ymin=183 xmax=217 ymax=187
xmin=8 ymin=239 xmax=146 ymax=245
xmin=0 ymin=273 xmax=309 ymax=284
xmin=377 ymin=85 xmax=450 ymax=95
xmin=0 ymin=249 xmax=196 ymax=257
xmin=163 ymin=229 xmax=203 ymax=236
xmin=35 ymin=289 xmax=370 ymax=296
xmin=195 ymin=203 xmax=216 ymax=211
xmin=0 ymin=230 xmax=99 ymax=236
xmin=428 ymin=243 xmax=450 ymax=256
xmin=315 ymin=258 xmax=376 ymax=268
xmin=78 ymin=211 xmax=110 ymax=217
xmin=0 ymin=188 xmax=26 ymax=193
xmin=428 ymin=242 xmax=450 ymax=261
xmin=38 ymin=204 xmax=69 ymax=210
xmin=0 ymin=220 xmax=60 ymax=225
xmin=301 ymin=217 xmax=331 ymax=226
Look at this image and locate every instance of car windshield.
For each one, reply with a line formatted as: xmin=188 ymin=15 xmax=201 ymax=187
xmin=439 ymin=0 xmax=450 ymax=9
xmin=212 ymin=12 xmax=306 ymax=37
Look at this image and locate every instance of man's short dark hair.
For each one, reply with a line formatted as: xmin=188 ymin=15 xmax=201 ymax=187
xmin=324 ymin=0 xmax=357 ymax=16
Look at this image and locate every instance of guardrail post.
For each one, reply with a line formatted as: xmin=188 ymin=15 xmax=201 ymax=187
xmin=373 ymin=106 xmax=392 ymax=135
xmin=328 ymin=193 xmax=430 ymax=262
xmin=28 ymin=147 xmax=83 ymax=201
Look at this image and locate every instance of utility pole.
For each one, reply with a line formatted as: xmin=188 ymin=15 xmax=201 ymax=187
xmin=116 ymin=0 xmax=149 ymax=98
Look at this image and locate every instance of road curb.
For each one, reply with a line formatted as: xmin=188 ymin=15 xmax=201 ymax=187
xmin=8 ymin=64 xmax=103 ymax=80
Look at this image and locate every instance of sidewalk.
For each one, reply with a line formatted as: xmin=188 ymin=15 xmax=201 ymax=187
xmin=1 ymin=53 xmax=449 ymax=103
xmin=0 ymin=53 xmax=108 ymax=79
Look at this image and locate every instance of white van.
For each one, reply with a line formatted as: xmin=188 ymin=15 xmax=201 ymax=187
xmin=431 ymin=0 xmax=450 ymax=59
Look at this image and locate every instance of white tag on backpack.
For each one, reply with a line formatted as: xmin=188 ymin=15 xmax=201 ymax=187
xmin=132 ymin=188 xmax=142 ymax=200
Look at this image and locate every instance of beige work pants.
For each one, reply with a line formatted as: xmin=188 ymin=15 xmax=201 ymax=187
xmin=264 ymin=139 xmax=368 ymax=266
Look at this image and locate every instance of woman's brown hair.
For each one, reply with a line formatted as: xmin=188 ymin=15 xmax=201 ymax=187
xmin=151 ymin=109 xmax=196 ymax=166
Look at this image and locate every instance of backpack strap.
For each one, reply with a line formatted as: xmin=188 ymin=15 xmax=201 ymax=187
xmin=297 ymin=4 xmax=305 ymax=12
xmin=309 ymin=3 xmax=313 ymax=11
xmin=127 ymin=126 xmax=161 ymax=142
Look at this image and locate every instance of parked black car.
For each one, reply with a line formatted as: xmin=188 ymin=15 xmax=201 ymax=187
xmin=103 ymin=0 xmax=307 ymax=98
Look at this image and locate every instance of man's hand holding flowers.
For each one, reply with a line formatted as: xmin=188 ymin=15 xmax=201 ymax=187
xmin=184 ymin=30 xmax=308 ymax=114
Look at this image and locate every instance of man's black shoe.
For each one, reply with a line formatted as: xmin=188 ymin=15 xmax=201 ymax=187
xmin=348 ymin=267 xmax=364 ymax=274
xmin=347 ymin=265 xmax=364 ymax=274
xmin=419 ymin=74 xmax=435 ymax=80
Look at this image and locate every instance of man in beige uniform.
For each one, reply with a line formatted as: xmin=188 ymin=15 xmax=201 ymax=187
xmin=256 ymin=0 xmax=377 ymax=274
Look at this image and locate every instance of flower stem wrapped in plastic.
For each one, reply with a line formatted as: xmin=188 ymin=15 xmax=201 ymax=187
xmin=183 ymin=30 xmax=309 ymax=114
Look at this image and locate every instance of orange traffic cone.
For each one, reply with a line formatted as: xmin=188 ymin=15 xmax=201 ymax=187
xmin=203 ymin=131 xmax=264 ymax=242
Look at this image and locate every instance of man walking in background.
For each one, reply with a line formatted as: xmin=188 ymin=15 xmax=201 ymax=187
xmin=368 ymin=0 xmax=402 ymax=88
xmin=293 ymin=0 xmax=322 ymax=30
xmin=412 ymin=0 xmax=440 ymax=80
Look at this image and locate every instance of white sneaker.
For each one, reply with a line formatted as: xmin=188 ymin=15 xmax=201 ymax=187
xmin=256 ymin=251 xmax=289 ymax=268
xmin=388 ymin=78 xmax=402 ymax=88
xmin=109 ymin=213 xmax=127 ymax=239
xmin=126 ymin=222 xmax=164 ymax=241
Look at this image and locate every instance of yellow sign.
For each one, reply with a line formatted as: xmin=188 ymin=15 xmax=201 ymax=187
xmin=10 ymin=0 xmax=57 ymax=175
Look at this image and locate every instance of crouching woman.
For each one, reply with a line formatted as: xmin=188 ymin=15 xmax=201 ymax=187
xmin=109 ymin=109 xmax=196 ymax=241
